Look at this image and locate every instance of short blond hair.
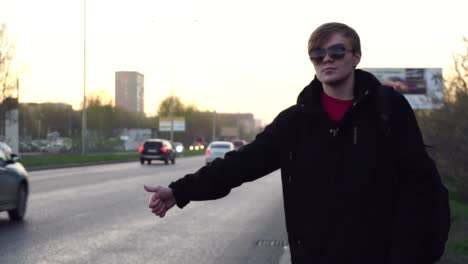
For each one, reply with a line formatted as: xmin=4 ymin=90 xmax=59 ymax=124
xmin=307 ymin=22 xmax=361 ymax=55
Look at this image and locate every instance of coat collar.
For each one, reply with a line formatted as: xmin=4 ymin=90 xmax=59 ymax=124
xmin=296 ymin=69 xmax=382 ymax=114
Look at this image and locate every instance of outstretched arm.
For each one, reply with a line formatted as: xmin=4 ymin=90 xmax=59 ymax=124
xmin=143 ymin=108 xmax=294 ymax=218
xmin=168 ymin=113 xmax=286 ymax=208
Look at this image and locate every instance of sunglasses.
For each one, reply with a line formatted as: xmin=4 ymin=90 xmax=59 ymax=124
xmin=309 ymin=44 xmax=353 ymax=63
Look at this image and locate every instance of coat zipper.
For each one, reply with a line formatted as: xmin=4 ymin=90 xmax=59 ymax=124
xmin=328 ymin=89 xmax=369 ymax=138
xmin=326 ymin=90 xmax=368 ymax=184
xmin=329 ymin=128 xmax=340 ymax=137
xmin=288 ymin=151 xmax=293 ymax=183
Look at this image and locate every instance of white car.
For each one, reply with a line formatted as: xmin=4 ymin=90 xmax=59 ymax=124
xmin=205 ymin=141 xmax=235 ymax=165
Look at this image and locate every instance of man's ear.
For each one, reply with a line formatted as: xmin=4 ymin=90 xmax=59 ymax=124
xmin=353 ymin=52 xmax=361 ymax=67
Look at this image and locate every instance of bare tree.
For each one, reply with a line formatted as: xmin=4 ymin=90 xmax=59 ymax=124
xmin=0 ymin=23 xmax=18 ymax=140
xmin=445 ymin=37 xmax=468 ymax=101
xmin=418 ymin=37 xmax=468 ymax=202
xmin=0 ymin=23 xmax=17 ymax=101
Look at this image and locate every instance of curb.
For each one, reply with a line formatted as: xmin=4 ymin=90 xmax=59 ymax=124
xmin=26 ymin=159 xmax=137 ymax=171
xmin=25 ymin=154 xmax=201 ymax=172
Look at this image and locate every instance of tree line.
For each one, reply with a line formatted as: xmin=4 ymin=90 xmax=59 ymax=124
xmin=16 ymin=94 xmax=259 ymax=152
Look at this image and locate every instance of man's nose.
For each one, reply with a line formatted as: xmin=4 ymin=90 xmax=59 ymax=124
xmin=322 ymin=53 xmax=334 ymax=63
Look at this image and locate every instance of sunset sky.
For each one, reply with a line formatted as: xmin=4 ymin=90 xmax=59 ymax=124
xmin=1 ymin=0 xmax=468 ymax=124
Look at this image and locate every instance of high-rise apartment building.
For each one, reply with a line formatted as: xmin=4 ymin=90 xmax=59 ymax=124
xmin=115 ymin=71 xmax=144 ymax=113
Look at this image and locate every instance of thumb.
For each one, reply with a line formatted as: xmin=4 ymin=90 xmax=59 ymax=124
xmin=144 ymin=185 xmax=160 ymax=193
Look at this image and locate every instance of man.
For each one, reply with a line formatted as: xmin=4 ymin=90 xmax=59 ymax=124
xmin=144 ymin=22 xmax=444 ymax=263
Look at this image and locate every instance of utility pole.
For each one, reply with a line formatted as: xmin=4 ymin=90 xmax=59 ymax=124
xmin=81 ymin=0 xmax=87 ymax=155
xmin=169 ymin=94 xmax=174 ymax=142
xmin=236 ymin=111 xmax=240 ymax=139
xmin=19 ymin=78 xmax=25 ymax=141
xmin=212 ymin=110 xmax=216 ymax=141
xmin=168 ymin=64 xmax=175 ymax=142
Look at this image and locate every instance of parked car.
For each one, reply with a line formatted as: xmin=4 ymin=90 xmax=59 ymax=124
xmin=232 ymin=139 xmax=248 ymax=150
xmin=138 ymin=139 xmax=176 ymax=165
xmin=205 ymin=141 xmax=235 ymax=165
xmin=0 ymin=142 xmax=29 ymax=221
xmin=43 ymin=137 xmax=73 ymax=153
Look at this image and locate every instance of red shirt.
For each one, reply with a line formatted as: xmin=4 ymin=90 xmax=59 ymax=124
xmin=321 ymin=92 xmax=353 ymax=123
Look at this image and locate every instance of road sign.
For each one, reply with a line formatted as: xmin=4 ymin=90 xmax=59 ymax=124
xmin=159 ymin=117 xmax=185 ymax=132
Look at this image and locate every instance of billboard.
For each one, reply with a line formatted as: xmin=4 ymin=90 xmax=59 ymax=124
xmin=220 ymin=126 xmax=238 ymax=137
xmin=159 ymin=117 xmax=185 ymax=132
xmin=363 ymin=68 xmax=443 ymax=109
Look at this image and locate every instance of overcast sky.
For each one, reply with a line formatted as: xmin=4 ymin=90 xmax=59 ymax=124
xmin=2 ymin=0 xmax=468 ymax=124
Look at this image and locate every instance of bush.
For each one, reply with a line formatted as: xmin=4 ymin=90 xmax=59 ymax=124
xmin=417 ymin=38 xmax=468 ymax=202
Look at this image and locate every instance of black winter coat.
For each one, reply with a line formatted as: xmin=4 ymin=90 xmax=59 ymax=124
xmin=169 ymin=70 xmax=438 ymax=264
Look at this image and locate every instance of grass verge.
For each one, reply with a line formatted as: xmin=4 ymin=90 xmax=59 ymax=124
xmin=450 ymin=199 xmax=468 ymax=219
xmin=20 ymin=149 xmax=205 ymax=168
xmin=447 ymin=198 xmax=468 ymax=256
xmin=452 ymin=239 xmax=468 ymax=255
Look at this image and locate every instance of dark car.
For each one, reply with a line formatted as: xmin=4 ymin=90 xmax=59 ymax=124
xmin=138 ymin=139 xmax=176 ymax=165
xmin=0 ymin=142 xmax=29 ymax=221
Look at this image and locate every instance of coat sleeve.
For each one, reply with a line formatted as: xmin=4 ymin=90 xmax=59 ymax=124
xmin=388 ymin=92 xmax=438 ymax=264
xmin=168 ymin=109 xmax=290 ymax=208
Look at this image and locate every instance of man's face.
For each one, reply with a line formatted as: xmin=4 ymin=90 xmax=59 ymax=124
xmin=310 ymin=33 xmax=361 ymax=86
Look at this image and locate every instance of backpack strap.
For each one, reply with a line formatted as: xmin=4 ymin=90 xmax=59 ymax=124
xmin=375 ymin=85 xmax=450 ymax=262
xmin=375 ymin=85 xmax=400 ymax=189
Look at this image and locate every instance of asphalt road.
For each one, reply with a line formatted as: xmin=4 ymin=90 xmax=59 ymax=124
xmin=0 ymin=156 xmax=290 ymax=264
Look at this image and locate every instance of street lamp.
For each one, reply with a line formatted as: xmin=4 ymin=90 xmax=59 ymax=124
xmin=82 ymin=0 xmax=87 ymax=155
xmin=169 ymin=91 xmax=175 ymax=142
xmin=163 ymin=19 xmax=199 ymax=142
xmin=212 ymin=110 xmax=216 ymax=141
